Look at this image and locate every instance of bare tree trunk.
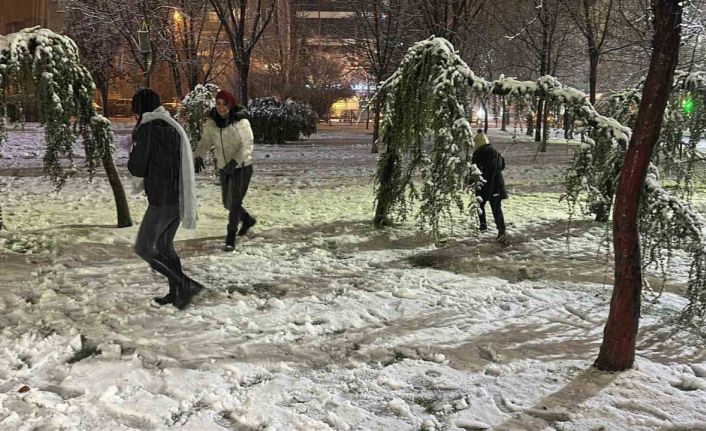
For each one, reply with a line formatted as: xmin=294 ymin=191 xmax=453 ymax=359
xmin=169 ymin=62 xmax=185 ymax=101
xmin=540 ymin=105 xmax=550 ymax=152
xmin=588 ymin=48 xmax=599 ymax=105
xmin=482 ymin=100 xmax=488 ymax=133
xmin=238 ymin=61 xmax=250 ymax=103
xmin=372 ymin=96 xmax=382 ymax=154
xmin=102 ymin=154 xmax=132 ymax=228
xmin=374 ymin=149 xmax=397 ymax=227
xmin=0 ymin=206 xmax=4 ymax=231
xmin=501 ymin=96 xmax=508 ymax=131
xmin=526 ymin=111 xmax=534 ymax=136
xmin=101 ymin=89 xmax=110 ymax=119
xmin=595 ymin=0 xmax=681 ymax=372
xmin=97 ymin=79 xmax=110 ymax=118
xmin=534 ymin=98 xmax=544 ymax=142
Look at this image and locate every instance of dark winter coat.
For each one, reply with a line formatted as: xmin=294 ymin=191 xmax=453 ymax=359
xmin=128 ymin=119 xmax=181 ymax=206
xmin=472 ymin=144 xmax=507 ymax=200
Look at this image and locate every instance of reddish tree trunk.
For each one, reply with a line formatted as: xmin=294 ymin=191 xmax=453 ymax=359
xmin=595 ymin=0 xmax=682 ymax=371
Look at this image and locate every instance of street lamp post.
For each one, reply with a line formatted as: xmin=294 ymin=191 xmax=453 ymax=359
xmin=137 ymin=19 xmax=152 ymax=88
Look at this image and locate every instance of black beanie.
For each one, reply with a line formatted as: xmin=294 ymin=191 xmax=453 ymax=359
xmin=132 ymin=88 xmax=161 ymax=116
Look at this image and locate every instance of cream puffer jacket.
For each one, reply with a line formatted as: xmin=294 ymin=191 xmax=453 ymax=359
xmin=194 ymin=117 xmax=254 ymax=169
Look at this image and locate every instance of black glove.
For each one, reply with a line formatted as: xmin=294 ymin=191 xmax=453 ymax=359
xmin=194 ymin=157 xmax=205 ymax=173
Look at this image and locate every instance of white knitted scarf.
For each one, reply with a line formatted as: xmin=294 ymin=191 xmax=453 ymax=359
xmin=133 ymin=106 xmax=198 ymax=229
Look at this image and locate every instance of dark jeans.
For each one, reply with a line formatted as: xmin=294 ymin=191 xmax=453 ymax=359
xmin=134 ymin=204 xmax=183 ymax=283
xmin=478 ymin=196 xmax=506 ymax=233
xmin=220 ymin=164 xmax=254 ymax=233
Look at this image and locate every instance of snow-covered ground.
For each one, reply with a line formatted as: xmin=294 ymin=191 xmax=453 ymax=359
xmin=1 ymin=126 xmax=705 ymax=431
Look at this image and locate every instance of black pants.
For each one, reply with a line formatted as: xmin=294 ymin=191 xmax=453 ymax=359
xmin=220 ymin=164 xmax=254 ymax=233
xmin=134 ymin=204 xmax=184 ymax=283
xmin=478 ymin=196 xmax=506 ymax=233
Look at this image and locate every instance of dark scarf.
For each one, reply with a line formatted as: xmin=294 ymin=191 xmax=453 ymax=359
xmin=209 ymin=105 xmax=249 ymax=128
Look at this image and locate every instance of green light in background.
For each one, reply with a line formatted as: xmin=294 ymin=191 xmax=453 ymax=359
xmin=682 ymin=96 xmax=695 ymax=115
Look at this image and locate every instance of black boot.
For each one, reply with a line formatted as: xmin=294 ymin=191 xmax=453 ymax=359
xmin=149 ymin=256 xmax=195 ymax=310
xmin=153 ymin=281 xmax=176 ymax=305
xmin=170 ymin=276 xmax=206 ymax=310
xmin=172 ymin=279 xmax=194 ymax=310
xmin=188 ymin=278 xmax=205 ymax=296
xmin=238 ymin=215 xmax=256 ymax=236
xmin=224 ymin=229 xmax=237 ymax=251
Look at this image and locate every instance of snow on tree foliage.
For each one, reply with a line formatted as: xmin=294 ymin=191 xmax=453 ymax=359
xmin=374 ymin=37 xmax=482 ymax=236
xmin=377 ymin=36 xmax=706 ymax=320
xmin=595 ymin=70 xmax=706 ymax=319
xmin=178 ymin=83 xmax=219 ymax=150
xmin=0 ymin=27 xmax=113 ymax=187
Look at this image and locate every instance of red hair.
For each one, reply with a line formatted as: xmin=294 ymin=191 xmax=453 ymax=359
xmin=216 ymin=90 xmax=237 ymax=108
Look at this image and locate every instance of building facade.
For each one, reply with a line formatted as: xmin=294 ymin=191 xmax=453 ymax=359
xmin=295 ymin=0 xmax=357 ymax=49
xmin=0 ymin=0 xmax=65 ymax=34
xmin=1 ymin=0 xmax=364 ymax=119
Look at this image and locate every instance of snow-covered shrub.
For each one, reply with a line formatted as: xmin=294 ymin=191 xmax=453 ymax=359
xmin=248 ymin=97 xmax=317 ymax=145
xmin=178 ymin=83 xmax=219 ymax=150
xmin=286 ymin=99 xmax=317 ymax=140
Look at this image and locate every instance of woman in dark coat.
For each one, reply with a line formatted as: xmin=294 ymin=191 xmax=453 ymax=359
xmin=471 ymin=129 xmax=508 ymax=240
xmin=128 ymin=88 xmax=203 ymax=309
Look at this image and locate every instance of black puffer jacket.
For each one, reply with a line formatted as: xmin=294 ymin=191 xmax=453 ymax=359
xmin=472 ymin=144 xmax=507 ymax=200
xmin=128 ymin=119 xmax=181 ymax=205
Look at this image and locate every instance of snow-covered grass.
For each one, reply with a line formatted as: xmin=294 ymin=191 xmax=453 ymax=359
xmin=1 ymin=126 xmax=705 ymax=430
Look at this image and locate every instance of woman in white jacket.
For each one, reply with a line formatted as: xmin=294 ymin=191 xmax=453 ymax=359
xmin=194 ymin=90 xmax=256 ymax=251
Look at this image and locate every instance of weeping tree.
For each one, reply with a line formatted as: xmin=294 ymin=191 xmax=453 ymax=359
xmin=0 ymin=27 xmax=132 ymax=228
xmin=375 ymin=40 xmax=630 ymax=235
xmin=375 ymin=35 xmax=706 ymax=336
xmin=373 ymin=38 xmax=483 ymax=236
